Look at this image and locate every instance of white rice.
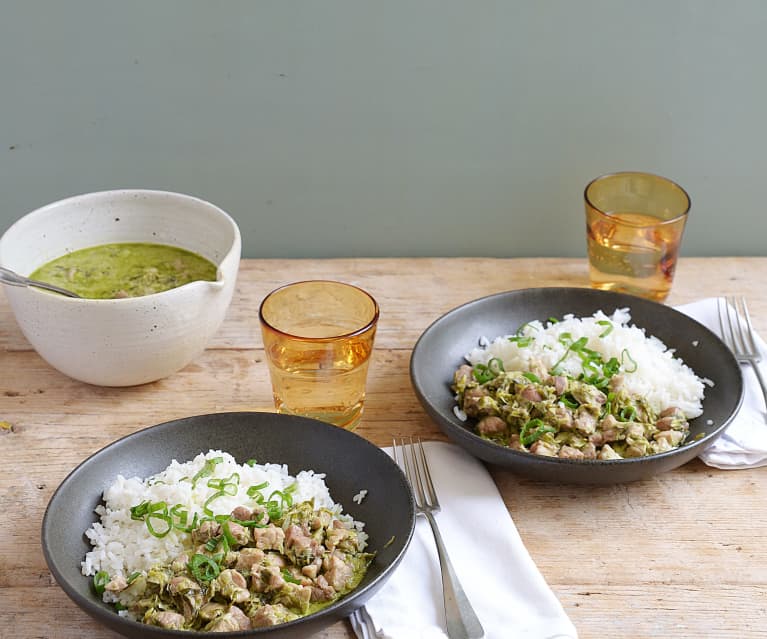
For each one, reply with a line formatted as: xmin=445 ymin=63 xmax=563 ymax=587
xmin=464 ymin=308 xmax=706 ymax=418
xmin=82 ymin=450 xmax=360 ymax=579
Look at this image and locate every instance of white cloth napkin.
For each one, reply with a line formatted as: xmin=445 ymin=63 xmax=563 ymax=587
xmin=363 ymin=441 xmax=578 ymax=639
xmin=675 ymin=298 xmax=767 ymax=469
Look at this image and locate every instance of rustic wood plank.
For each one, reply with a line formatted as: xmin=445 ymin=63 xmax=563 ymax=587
xmin=1 ymin=257 xmax=765 ymax=639
xmin=3 ymin=257 xmax=766 ymax=352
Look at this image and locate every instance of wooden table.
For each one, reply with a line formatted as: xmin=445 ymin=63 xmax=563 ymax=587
xmin=1 ymin=257 xmax=765 ymax=639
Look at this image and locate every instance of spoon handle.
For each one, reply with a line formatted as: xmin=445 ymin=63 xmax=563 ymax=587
xmin=0 ymin=266 xmax=81 ymax=298
xmin=0 ymin=266 xmax=29 ymax=287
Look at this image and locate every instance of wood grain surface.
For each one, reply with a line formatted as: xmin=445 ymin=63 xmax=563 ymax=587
xmin=1 ymin=257 xmax=765 ymax=639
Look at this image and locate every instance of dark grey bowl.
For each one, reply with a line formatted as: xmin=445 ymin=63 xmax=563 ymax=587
xmin=410 ymin=287 xmax=744 ymax=484
xmin=42 ymin=412 xmax=415 ymax=638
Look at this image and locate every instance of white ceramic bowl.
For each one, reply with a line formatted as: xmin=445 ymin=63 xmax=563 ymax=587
xmin=0 ymin=190 xmax=241 ymax=386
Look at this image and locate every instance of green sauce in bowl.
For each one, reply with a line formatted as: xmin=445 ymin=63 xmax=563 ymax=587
xmin=31 ymin=243 xmax=217 ymax=299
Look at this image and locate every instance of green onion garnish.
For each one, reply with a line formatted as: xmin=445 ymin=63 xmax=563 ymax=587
xmin=515 ymin=321 xmax=538 ymax=334
xmin=597 ymin=320 xmax=613 ymax=337
xmin=621 ymin=349 xmax=638 ymax=372
xmin=221 ymin=521 xmax=238 ymax=547
xmin=265 ymin=483 xmax=297 ymax=521
xmin=561 ymin=394 xmax=579 ymax=409
xmin=522 ymin=372 xmax=541 ymax=384
xmin=93 ymin=570 xmax=109 ymax=595
xmin=473 ymin=358 xmax=505 ymax=384
xmin=619 ymin=406 xmax=637 ymax=421
xmin=189 ymin=553 xmax=220 ymax=582
xmin=129 ymin=500 xmax=167 ymax=521
xmin=508 ymin=335 xmax=533 ymax=348
xmin=146 ymin=512 xmax=173 ymax=538
xmin=282 ymin=569 xmax=303 ymax=584
xmin=603 ymin=356 xmax=620 ymax=377
xmin=191 ymin=456 xmax=223 ymax=487
xmin=550 ymin=335 xmax=588 ymax=374
xmin=520 ymin=419 xmax=557 ymax=446
xmin=247 ymin=481 xmax=269 ymax=500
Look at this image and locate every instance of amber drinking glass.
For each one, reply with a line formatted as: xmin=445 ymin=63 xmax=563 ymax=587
xmin=585 ymin=172 xmax=690 ymax=302
xmin=258 ymin=280 xmax=379 ymax=430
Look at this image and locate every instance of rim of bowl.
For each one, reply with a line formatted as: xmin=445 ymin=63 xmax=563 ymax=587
xmin=0 ymin=189 xmax=242 ymax=303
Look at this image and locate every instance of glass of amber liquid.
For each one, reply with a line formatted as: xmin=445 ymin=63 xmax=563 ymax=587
xmin=585 ymin=172 xmax=691 ymax=302
xmin=258 ymin=280 xmax=379 ymax=430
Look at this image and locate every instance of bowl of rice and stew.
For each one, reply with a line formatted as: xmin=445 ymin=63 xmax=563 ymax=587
xmin=42 ymin=412 xmax=415 ymax=638
xmin=410 ymin=287 xmax=744 ymax=484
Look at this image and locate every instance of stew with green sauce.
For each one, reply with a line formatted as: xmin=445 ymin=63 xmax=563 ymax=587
xmin=30 ymin=243 xmax=217 ymax=299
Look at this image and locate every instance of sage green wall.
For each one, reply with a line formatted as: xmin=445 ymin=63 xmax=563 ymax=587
xmin=2 ymin=1 xmax=765 ymax=258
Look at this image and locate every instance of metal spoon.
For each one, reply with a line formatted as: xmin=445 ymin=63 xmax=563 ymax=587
xmin=0 ymin=266 xmax=82 ymax=298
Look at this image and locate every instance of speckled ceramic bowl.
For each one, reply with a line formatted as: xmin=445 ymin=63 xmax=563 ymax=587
xmin=0 ymin=190 xmax=241 ymax=386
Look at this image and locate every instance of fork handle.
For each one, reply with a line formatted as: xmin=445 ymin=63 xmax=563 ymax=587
xmin=423 ymin=511 xmax=485 ymax=639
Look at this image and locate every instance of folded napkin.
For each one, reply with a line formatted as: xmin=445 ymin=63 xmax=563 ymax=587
xmin=363 ymin=441 xmax=578 ymax=639
xmin=675 ymin=298 xmax=767 ymax=469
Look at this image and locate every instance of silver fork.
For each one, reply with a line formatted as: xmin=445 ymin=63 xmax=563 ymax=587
xmin=393 ymin=436 xmax=485 ymax=639
xmin=349 ymin=605 xmax=377 ymax=639
xmin=718 ymin=296 xmax=767 ymax=413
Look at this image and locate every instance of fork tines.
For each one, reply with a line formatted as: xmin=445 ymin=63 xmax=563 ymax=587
xmin=392 ymin=436 xmax=439 ymax=511
xmin=719 ymin=296 xmax=761 ymax=361
xmin=718 ymin=296 xmax=767 ymax=415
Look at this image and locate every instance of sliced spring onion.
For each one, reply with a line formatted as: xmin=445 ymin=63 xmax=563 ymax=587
xmin=203 ymin=491 xmax=227 ymax=516
xmin=247 ymin=481 xmax=269 ymax=500
xmin=473 ymin=358 xmax=505 ymax=384
xmin=230 ymin=509 xmax=268 ymax=528
xmin=282 ymin=569 xmax=303 ymax=584
xmin=472 ymin=364 xmax=492 ymax=384
xmin=561 ymin=393 xmax=579 ymax=409
xmin=189 ymin=553 xmax=220 ymax=582
xmin=93 ymin=570 xmax=109 ymax=595
xmin=265 ymin=483 xmax=298 ymax=521
xmin=621 ymin=348 xmax=638 ymax=373
xmin=129 ymin=500 xmax=167 ymax=521
xmin=191 ymin=456 xmax=223 ymax=487
xmin=619 ymin=406 xmax=637 ymax=421
xmin=522 ymin=372 xmax=541 ymax=384
xmin=603 ymin=356 xmax=621 ymax=377
xmin=176 ymin=511 xmax=199 ymax=533
xmin=520 ymin=419 xmax=557 ymax=446
xmin=221 ymin=521 xmax=238 ymax=547
xmin=515 ymin=321 xmax=538 ymax=334
xmin=508 ymin=335 xmax=533 ymax=348
xmin=597 ymin=320 xmax=613 ymax=337
xmin=550 ymin=335 xmax=588 ymax=374
xmin=488 ymin=358 xmax=504 ymax=375
xmin=170 ymin=504 xmax=188 ymax=527
xmin=207 ymin=472 xmax=240 ymax=491
xmin=146 ymin=512 xmax=173 ymax=538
